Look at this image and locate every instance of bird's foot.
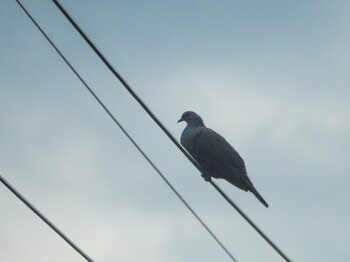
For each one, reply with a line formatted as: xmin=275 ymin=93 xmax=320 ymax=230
xmin=201 ymin=173 xmax=212 ymax=182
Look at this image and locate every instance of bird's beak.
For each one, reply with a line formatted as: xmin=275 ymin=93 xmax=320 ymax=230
xmin=177 ymin=118 xmax=184 ymax=123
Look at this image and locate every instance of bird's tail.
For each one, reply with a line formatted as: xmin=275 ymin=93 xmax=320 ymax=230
xmin=225 ymin=175 xmax=269 ymax=208
xmin=248 ymin=184 xmax=269 ymax=208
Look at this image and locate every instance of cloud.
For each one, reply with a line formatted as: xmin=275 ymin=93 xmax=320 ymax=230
xmin=2 ymin=1 xmax=350 ymax=261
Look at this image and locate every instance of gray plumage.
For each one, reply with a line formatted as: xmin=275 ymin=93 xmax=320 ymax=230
xmin=178 ymin=111 xmax=268 ymax=207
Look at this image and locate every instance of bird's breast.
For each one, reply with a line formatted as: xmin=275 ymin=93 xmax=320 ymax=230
xmin=180 ymin=126 xmax=202 ymax=153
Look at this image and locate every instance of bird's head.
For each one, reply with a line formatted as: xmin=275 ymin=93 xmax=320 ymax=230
xmin=177 ymin=111 xmax=203 ymax=125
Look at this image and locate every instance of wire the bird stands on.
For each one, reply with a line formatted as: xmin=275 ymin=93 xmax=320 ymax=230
xmin=52 ymin=1 xmax=291 ymax=261
xmin=15 ymin=1 xmax=237 ymax=261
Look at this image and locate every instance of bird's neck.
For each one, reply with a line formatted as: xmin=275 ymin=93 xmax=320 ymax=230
xmin=187 ymin=119 xmax=205 ymax=127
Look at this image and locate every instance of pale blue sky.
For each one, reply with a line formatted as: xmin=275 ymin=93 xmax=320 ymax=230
xmin=1 ymin=1 xmax=350 ymax=261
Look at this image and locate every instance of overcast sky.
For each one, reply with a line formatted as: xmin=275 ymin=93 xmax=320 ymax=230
xmin=1 ymin=1 xmax=350 ymax=261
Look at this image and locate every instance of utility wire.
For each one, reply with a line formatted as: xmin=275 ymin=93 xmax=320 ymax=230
xmin=51 ymin=1 xmax=291 ymax=261
xmin=16 ymin=1 xmax=237 ymax=261
xmin=0 ymin=174 xmax=94 ymax=262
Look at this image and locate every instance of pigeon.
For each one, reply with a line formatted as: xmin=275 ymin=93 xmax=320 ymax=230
xmin=178 ymin=111 xmax=269 ymax=207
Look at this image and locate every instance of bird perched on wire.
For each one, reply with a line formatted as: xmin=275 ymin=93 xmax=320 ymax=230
xmin=178 ymin=111 xmax=268 ymax=207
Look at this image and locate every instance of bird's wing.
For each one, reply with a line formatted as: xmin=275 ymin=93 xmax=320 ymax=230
xmin=192 ymin=127 xmax=246 ymax=174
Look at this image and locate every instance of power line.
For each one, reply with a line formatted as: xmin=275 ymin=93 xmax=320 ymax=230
xmin=51 ymin=1 xmax=291 ymax=261
xmin=15 ymin=1 xmax=237 ymax=261
xmin=0 ymin=174 xmax=94 ymax=262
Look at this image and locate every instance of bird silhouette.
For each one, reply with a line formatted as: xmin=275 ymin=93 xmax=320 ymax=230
xmin=178 ymin=111 xmax=268 ymax=207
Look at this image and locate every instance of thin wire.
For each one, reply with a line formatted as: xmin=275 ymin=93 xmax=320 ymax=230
xmin=16 ymin=1 xmax=237 ymax=261
xmin=0 ymin=174 xmax=94 ymax=262
xmin=51 ymin=1 xmax=291 ymax=261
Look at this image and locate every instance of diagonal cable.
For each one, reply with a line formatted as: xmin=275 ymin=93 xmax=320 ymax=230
xmin=51 ymin=1 xmax=291 ymax=261
xmin=0 ymin=174 xmax=94 ymax=262
xmin=15 ymin=1 xmax=237 ymax=261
